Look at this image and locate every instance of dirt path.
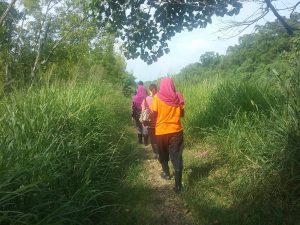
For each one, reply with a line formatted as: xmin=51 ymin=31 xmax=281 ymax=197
xmin=142 ymin=145 xmax=195 ymax=225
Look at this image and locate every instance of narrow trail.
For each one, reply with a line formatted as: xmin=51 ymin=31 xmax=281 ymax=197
xmin=141 ymin=144 xmax=195 ymax=225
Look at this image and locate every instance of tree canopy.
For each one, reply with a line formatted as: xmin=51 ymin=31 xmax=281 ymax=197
xmin=178 ymin=13 xmax=300 ymax=82
xmin=90 ymin=0 xmax=242 ymax=64
xmin=0 ymin=0 xmax=136 ymax=95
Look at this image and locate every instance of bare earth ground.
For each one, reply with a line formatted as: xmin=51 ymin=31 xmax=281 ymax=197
xmin=142 ymin=145 xmax=196 ymax=225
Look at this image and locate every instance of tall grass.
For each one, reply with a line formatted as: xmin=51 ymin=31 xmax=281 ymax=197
xmin=178 ymin=75 xmax=276 ymax=137
xmin=175 ymin=67 xmax=300 ymax=224
xmin=0 ymin=81 xmax=133 ymax=224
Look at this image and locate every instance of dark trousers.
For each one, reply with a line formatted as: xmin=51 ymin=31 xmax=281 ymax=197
xmin=148 ymin=127 xmax=158 ymax=154
xmin=156 ymin=131 xmax=183 ymax=172
xmin=134 ymin=118 xmax=143 ymax=134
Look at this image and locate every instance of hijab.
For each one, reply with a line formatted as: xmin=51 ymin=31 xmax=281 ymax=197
xmin=132 ymin=85 xmax=147 ymax=109
xmin=157 ymin=77 xmax=184 ymax=107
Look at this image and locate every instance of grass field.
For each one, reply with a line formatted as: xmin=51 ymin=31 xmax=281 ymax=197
xmin=175 ymin=66 xmax=300 ymax=225
xmin=0 ymin=81 xmax=135 ymax=224
xmin=0 ymin=66 xmax=299 ymax=225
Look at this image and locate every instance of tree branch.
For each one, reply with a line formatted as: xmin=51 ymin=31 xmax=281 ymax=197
xmin=41 ymin=15 xmax=90 ymax=65
xmin=291 ymin=1 xmax=300 ymax=15
xmin=0 ymin=0 xmax=18 ymax=26
xmin=264 ymin=0 xmax=294 ymax=35
xmin=216 ymin=7 xmax=269 ymax=39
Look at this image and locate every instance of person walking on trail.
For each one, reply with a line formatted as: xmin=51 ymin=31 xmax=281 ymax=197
xmin=132 ymin=82 xmax=148 ymax=145
xmin=152 ymin=77 xmax=185 ymax=193
xmin=142 ymin=83 xmax=159 ymax=159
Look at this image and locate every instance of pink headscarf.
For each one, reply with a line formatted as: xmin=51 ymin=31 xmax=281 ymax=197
xmin=157 ymin=77 xmax=184 ymax=107
xmin=132 ymin=85 xmax=147 ymax=109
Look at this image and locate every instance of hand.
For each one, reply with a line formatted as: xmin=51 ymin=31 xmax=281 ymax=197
xmin=180 ymin=108 xmax=184 ymax=117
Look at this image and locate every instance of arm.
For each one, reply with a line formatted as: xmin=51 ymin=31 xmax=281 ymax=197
xmin=141 ymin=98 xmax=146 ymax=111
xmin=180 ymin=107 xmax=184 ymax=117
xmin=150 ymin=111 xmax=157 ymax=121
xmin=151 ymin=96 xmax=158 ymax=121
xmin=131 ymin=103 xmax=135 ymax=124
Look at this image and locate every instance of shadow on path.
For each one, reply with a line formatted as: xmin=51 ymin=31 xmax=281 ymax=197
xmin=104 ymin=144 xmax=196 ymax=225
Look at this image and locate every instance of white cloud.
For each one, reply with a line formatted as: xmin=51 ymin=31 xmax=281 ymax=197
xmin=174 ymin=38 xmax=212 ymax=55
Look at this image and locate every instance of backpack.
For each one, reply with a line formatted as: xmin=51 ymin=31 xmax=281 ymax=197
xmin=139 ymin=98 xmax=150 ymax=126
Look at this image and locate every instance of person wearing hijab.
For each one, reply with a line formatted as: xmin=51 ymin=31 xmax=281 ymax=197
xmin=152 ymin=77 xmax=185 ymax=193
xmin=132 ymin=82 xmax=148 ymax=145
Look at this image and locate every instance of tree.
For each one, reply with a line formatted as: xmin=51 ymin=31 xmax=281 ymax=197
xmin=122 ymin=71 xmax=136 ymax=97
xmin=0 ymin=1 xmax=20 ymax=48
xmin=0 ymin=0 xmax=18 ymax=26
xmin=264 ymin=0 xmax=295 ymax=35
xmin=200 ymin=51 xmax=221 ymax=67
xmin=16 ymin=0 xmax=95 ymax=83
xmin=0 ymin=0 xmax=135 ymax=90
xmin=0 ymin=1 xmax=22 ymax=93
xmin=90 ymin=0 xmax=242 ymax=64
xmin=218 ymin=0 xmax=299 ymax=38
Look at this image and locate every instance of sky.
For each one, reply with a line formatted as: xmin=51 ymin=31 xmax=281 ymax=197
xmin=126 ymin=0 xmax=299 ymax=82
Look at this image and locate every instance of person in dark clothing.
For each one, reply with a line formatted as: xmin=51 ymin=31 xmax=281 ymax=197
xmin=152 ymin=77 xmax=185 ymax=193
xmin=132 ymin=83 xmax=148 ymax=145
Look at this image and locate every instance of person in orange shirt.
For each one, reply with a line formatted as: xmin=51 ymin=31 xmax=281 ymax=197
xmin=152 ymin=77 xmax=185 ymax=193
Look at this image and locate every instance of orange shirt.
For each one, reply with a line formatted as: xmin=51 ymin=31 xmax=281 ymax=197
xmin=152 ymin=95 xmax=183 ymax=135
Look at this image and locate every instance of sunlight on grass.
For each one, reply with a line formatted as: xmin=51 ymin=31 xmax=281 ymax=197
xmin=0 ymin=81 xmax=133 ymax=224
xmin=175 ymin=64 xmax=300 ymax=224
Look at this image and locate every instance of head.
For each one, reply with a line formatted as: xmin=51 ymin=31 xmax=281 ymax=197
xmin=132 ymin=84 xmax=147 ymax=107
xmin=136 ymin=85 xmax=147 ymax=97
xmin=157 ymin=77 xmax=183 ymax=107
xmin=159 ymin=77 xmax=176 ymax=93
xmin=149 ymin=83 xmax=157 ymax=96
xmin=138 ymin=81 xmax=144 ymax=85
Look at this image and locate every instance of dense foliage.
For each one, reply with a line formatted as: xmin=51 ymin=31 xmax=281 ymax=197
xmin=174 ymin=15 xmax=300 ymax=224
xmin=0 ymin=0 xmax=136 ymax=96
xmin=1 ymin=1 xmax=138 ymax=223
xmin=0 ymin=82 xmax=135 ymax=224
xmin=90 ymin=0 xmax=242 ymax=64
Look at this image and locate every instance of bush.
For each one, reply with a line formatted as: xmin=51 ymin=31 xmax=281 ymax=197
xmin=0 ymin=82 xmax=132 ymax=224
